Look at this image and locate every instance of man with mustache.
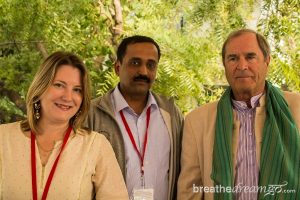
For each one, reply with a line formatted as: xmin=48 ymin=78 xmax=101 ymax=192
xmin=177 ymin=29 xmax=300 ymax=199
xmin=87 ymin=35 xmax=183 ymax=200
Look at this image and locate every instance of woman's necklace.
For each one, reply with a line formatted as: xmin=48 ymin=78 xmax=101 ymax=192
xmin=36 ymin=140 xmax=55 ymax=153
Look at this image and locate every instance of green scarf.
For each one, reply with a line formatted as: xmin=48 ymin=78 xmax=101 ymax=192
xmin=211 ymin=81 xmax=300 ymax=199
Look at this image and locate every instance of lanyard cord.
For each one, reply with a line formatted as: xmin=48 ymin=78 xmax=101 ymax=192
xmin=120 ymin=107 xmax=151 ymax=175
xmin=31 ymin=126 xmax=72 ymax=200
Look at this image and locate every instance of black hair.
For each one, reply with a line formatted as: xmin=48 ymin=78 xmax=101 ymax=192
xmin=116 ymin=35 xmax=161 ymax=63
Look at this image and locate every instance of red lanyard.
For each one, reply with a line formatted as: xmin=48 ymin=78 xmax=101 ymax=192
xmin=31 ymin=126 xmax=72 ymax=200
xmin=120 ymin=107 xmax=151 ymax=175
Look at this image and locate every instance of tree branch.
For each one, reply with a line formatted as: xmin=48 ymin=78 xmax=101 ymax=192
xmin=35 ymin=41 xmax=48 ymax=59
xmin=111 ymin=0 xmax=123 ymax=47
xmin=113 ymin=0 xmax=123 ymax=36
xmin=0 ymin=41 xmax=47 ymax=46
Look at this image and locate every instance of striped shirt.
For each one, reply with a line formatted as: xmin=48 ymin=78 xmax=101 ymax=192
xmin=111 ymin=86 xmax=170 ymax=200
xmin=232 ymin=93 xmax=262 ymax=200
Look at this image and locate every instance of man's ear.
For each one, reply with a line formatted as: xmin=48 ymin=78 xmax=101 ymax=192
xmin=265 ymin=56 xmax=271 ymax=67
xmin=114 ymin=61 xmax=121 ymax=76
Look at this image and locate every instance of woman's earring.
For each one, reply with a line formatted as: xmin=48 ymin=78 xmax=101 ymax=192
xmin=34 ymin=102 xmax=41 ymax=120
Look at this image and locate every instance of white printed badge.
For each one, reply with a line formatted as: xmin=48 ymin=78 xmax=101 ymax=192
xmin=133 ymin=188 xmax=154 ymax=200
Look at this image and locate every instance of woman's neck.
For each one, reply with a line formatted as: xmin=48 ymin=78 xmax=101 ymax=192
xmin=36 ymin=119 xmax=69 ymax=141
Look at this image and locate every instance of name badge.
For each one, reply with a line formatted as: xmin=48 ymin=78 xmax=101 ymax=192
xmin=133 ymin=188 xmax=154 ymax=200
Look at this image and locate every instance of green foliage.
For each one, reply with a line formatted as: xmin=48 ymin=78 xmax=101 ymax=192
xmin=0 ymin=0 xmax=115 ymax=122
xmin=0 ymin=96 xmax=24 ymax=123
xmin=0 ymin=50 xmax=40 ymax=91
xmin=0 ymin=0 xmax=47 ymax=41
xmin=258 ymin=0 xmax=300 ymax=92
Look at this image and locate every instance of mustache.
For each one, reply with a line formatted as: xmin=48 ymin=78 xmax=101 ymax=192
xmin=133 ymin=75 xmax=150 ymax=83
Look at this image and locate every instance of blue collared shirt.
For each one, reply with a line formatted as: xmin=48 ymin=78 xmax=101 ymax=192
xmin=111 ymin=86 xmax=170 ymax=200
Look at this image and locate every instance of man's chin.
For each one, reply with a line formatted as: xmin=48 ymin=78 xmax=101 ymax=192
xmin=234 ymin=86 xmax=258 ymax=97
xmin=232 ymin=81 xmax=252 ymax=91
xmin=133 ymin=81 xmax=150 ymax=86
xmin=131 ymin=87 xmax=150 ymax=96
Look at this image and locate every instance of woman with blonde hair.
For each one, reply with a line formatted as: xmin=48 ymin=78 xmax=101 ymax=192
xmin=0 ymin=51 xmax=128 ymax=200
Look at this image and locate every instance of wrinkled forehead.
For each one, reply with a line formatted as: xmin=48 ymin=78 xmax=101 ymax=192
xmin=225 ymin=33 xmax=260 ymax=54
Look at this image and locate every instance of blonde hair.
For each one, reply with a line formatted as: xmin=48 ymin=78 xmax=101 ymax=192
xmin=21 ymin=51 xmax=91 ymax=134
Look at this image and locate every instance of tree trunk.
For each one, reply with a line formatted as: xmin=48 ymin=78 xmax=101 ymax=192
xmin=111 ymin=0 xmax=123 ymax=47
xmin=113 ymin=0 xmax=123 ymax=36
xmin=36 ymin=41 xmax=48 ymax=59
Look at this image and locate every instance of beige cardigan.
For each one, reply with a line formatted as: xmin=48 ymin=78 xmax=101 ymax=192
xmin=177 ymin=91 xmax=300 ymax=200
xmin=0 ymin=122 xmax=129 ymax=200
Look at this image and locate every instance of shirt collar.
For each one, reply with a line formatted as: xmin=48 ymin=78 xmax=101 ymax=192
xmin=232 ymin=92 xmax=263 ymax=111
xmin=112 ymin=84 xmax=158 ymax=114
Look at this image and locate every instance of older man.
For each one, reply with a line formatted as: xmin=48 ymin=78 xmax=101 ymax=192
xmin=177 ymin=29 xmax=300 ymax=199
